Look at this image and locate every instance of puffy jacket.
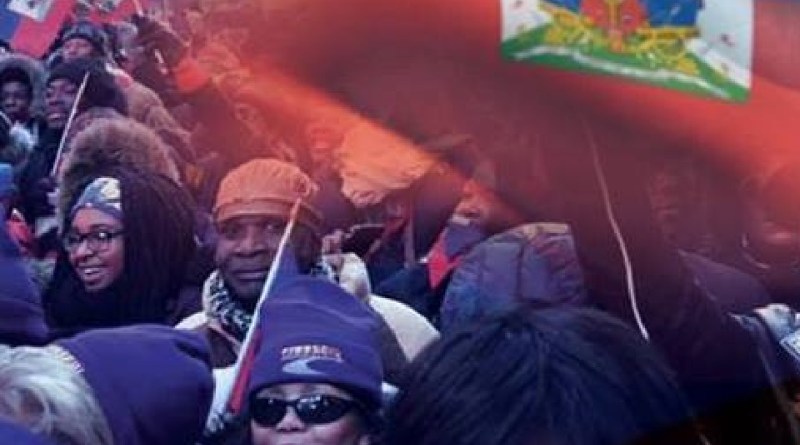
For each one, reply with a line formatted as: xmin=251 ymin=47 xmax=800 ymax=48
xmin=441 ymin=222 xmax=587 ymax=331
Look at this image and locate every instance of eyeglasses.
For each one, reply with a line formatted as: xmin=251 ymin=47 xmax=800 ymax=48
xmin=62 ymin=229 xmax=124 ymax=253
xmin=249 ymin=394 xmax=361 ymax=427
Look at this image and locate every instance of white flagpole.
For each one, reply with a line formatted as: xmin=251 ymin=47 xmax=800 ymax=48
xmin=34 ymin=71 xmax=90 ymax=238
xmin=50 ymin=71 xmax=90 ymax=178
xmin=218 ymin=198 xmax=303 ymax=414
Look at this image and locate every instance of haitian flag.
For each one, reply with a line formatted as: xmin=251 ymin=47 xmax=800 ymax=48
xmin=84 ymin=0 xmax=148 ymax=24
xmin=0 ymin=0 xmax=75 ymax=57
xmin=502 ymin=0 xmax=754 ymax=102
xmin=199 ymin=0 xmax=799 ymax=210
xmin=0 ymin=0 xmax=147 ymax=58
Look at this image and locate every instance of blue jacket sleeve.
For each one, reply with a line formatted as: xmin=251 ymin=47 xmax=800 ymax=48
xmin=0 ymin=207 xmax=48 ymax=345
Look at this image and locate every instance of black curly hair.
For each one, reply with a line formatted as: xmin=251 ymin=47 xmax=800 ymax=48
xmin=45 ymin=166 xmax=197 ymax=332
xmin=385 ymin=306 xmax=704 ymax=445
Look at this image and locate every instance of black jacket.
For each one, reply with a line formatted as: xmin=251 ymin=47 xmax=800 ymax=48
xmin=539 ymin=121 xmax=793 ymax=445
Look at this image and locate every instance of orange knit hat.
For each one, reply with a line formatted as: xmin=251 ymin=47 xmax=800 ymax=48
xmin=213 ymin=159 xmax=322 ymax=234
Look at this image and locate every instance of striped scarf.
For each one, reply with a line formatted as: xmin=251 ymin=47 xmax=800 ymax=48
xmin=204 ymin=271 xmax=252 ymax=342
xmin=204 ymin=262 xmax=334 ymax=341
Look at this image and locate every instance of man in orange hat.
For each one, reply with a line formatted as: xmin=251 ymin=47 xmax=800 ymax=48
xmin=178 ymin=158 xmax=438 ymax=372
xmin=178 ymin=159 xmax=323 ymax=367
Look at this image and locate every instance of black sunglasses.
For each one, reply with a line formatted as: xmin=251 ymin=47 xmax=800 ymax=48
xmin=249 ymin=394 xmax=361 ymax=427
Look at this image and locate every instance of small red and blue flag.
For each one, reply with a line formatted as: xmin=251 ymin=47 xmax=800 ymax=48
xmin=85 ymin=0 xmax=146 ymax=25
xmin=0 ymin=0 xmax=147 ymax=58
xmin=0 ymin=0 xmax=75 ymax=57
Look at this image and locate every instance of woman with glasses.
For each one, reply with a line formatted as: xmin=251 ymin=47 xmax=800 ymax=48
xmin=236 ymin=277 xmax=384 ymax=445
xmin=63 ymin=177 xmax=125 ymax=293
xmin=43 ymin=167 xmax=198 ymax=338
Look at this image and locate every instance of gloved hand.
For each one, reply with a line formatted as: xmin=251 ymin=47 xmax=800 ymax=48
xmin=28 ymin=176 xmax=57 ymax=221
xmin=132 ymin=14 xmax=188 ymax=69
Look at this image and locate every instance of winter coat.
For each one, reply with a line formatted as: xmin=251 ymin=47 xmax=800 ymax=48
xmin=178 ymin=254 xmax=439 ymax=373
xmin=332 ymin=252 xmax=439 ymax=360
xmin=44 ymin=255 xmax=201 ymax=340
xmin=183 ymin=80 xmax=262 ymax=170
xmin=122 ymin=78 xmax=195 ymax=166
xmin=681 ymin=250 xmax=772 ymax=313
xmin=440 ymin=222 xmax=587 ymax=332
xmin=0 ymin=54 xmax=46 ymax=176
xmin=541 ymin=131 xmax=792 ymax=445
xmin=17 ymin=127 xmax=61 ymax=241
xmin=0 ymin=207 xmax=47 ymax=346
xmin=375 ymin=219 xmax=489 ymax=323
xmin=0 ymin=53 xmax=47 ymax=121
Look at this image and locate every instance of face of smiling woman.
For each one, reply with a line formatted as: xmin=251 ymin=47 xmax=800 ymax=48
xmin=65 ymin=207 xmax=125 ymax=293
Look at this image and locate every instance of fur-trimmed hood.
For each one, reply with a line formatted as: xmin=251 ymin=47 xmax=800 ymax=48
xmin=0 ymin=53 xmax=46 ymax=118
xmin=123 ymin=80 xmax=192 ymax=162
xmin=57 ymin=116 xmax=181 ymax=230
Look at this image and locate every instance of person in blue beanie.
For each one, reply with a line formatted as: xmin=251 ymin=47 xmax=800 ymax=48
xmin=0 ymin=420 xmax=57 ymax=445
xmin=244 ymin=277 xmax=384 ymax=445
xmin=0 ymin=325 xmax=214 ymax=445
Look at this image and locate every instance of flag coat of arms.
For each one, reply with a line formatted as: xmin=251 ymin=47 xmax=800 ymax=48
xmin=8 ymin=0 xmax=55 ymax=22
xmin=501 ymin=0 xmax=754 ymax=102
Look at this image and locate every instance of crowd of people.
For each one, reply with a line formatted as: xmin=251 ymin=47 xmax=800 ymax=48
xmin=0 ymin=2 xmax=798 ymax=445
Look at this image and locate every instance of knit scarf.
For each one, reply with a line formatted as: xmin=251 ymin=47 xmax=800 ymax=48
xmin=204 ymin=262 xmax=334 ymax=342
xmin=204 ymin=271 xmax=252 ymax=342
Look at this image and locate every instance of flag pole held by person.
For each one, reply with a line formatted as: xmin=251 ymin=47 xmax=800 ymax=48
xmin=215 ymin=197 xmax=303 ymax=417
xmin=50 ymin=71 xmax=89 ymax=178
xmin=33 ymin=71 xmax=89 ymax=238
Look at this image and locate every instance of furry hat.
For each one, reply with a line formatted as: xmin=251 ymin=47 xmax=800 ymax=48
xmin=0 ymin=53 xmax=46 ymax=118
xmin=47 ymin=58 xmax=127 ymax=117
xmin=57 ymin=117 xmax=181 ymax=230
xmin=54 ymin=325 xmax=214 ymax=445
xmin=123 ymin=81 xmax=193 ymax=162
xmin=61 ymin=20 xmax=109 ymax=58
xmin=0 ymin=58 xmax=40 ymax=176
xmin=61 ymin=106 xmax=124 ymax=152
xmin=124 ymin=81 xmax=170 ymax=127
